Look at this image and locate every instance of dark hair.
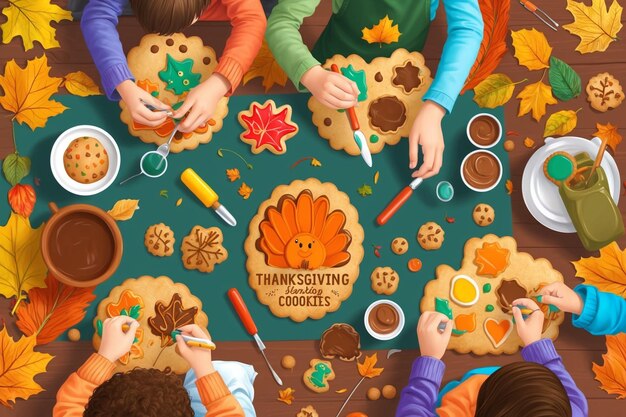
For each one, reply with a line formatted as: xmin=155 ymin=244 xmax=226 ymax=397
xmin=83 ymin=367 xmax=193 ymax=417
xmin=129 ymin=0 xmax=212 ymax=35
xmin=475 ymin=362 xmax=572 ymax=417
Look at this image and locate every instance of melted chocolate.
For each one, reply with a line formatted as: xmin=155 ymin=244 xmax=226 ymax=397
xmin=148 ymin=293 xmax=198 ymax=347
xmin=320 ymin=323 xmax=361 ymax=360
xmin=375 ymin=72 xmax=383 ymax=82
xmin=496 ymin=279 xmax=527 ymax=314
xmin=368 ymin=96 xmax=406 ymax=133
xmin=392 ymin=62 xmax=422 ymax=93
xmin=469 ymin=115 xmax=500 ymax=146
xmin=47 ymin=212 xmax=115 ymax=281
xmin=368 ymin=303 xmax=399 ymax=334
xmin=462 ymin=151 xmax=500 ymax=189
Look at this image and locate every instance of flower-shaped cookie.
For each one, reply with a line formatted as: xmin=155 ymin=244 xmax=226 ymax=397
xmin=181 ymin=226 xmax=228 ymax=273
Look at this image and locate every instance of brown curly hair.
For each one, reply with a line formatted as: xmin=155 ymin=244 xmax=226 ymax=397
xmin=129 ymin=0 xmax=212 ymax=35
xmin=83 ymin=367 xmax=193 ymax=417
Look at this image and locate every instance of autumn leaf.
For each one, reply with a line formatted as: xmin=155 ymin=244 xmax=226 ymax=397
xmin=544 ymin=109 xmax=580 ymax=137
xmin=0 ymin=55 xmax=68 ymax=130
xmin=242 ymin=39 xmax=288 ymax=92
xmin=226 ymin=168 xmax=240 ymax=182
xmin=238 ymin=182 xmax=253 ymax=199
xmin=506 ymin=179 xmax=514 ymax=195
xmin=573 ymin=242 xmax=626 ymax=296
xmin=310 ymin=158 xmax=322 ymax=167
xmin=0 ymin=212 xmax=47 ymax=315
xmin=548 ymin=56 xmax=581 ymax=101
xmin=524 ymin=137 xmax=536 ymax=148
xmin=0 ymin=326 xmax=53 ymax=409
xmin=277 ymin=387 xmax=295 ymax=405
xmin=8 ymin=184 xmax=36 ymax=217
xmin=593 ymin=333 xmax=626 ymax=398
xmin=357 ymin=184 xmax=372 ymax=197
xmin=473 ymin=74 xmax=525 ymax=108
xmin=462 ymin=0 xmax=510 ymax=93
xmin=63 ymin=71 xmax=101 ymax=97
xmin=563 ymin=0 xmax=623 ymax=54
xmin=16 ymin=274 xmax=96 ymax=345
xmin=362 ymin=15 xmax=401 ymax=46
xmin=511 ymin=28 xmax=552 ymax=70
xmin=374 ymin=171 xmax=380 ymax=184
xmin=2 ymin=153 xmax=31 ymax=186
xmin=357 ymin=353 xmax=384 ymax=378
xmin=107 ymin=199 xmax=140 ymax=221
xmin=594 ymin=122 xmax=622 ymax=152
xmin=0 ymin=0 xmax=72 ymax=51
xmin=517 ymin=79 xmax=557 ymax=121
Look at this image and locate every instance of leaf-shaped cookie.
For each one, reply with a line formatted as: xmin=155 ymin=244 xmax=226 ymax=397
xmin=548 ymin=57 xmax=581 ymax=101
xmin=517 ymin=79 xmax=557 ymax=121
xmin=242 ymin=39 xmax=288 ymax=92
xmin=147 ymin=293 xmax=198 ymax=347
xmin=593 ymin=333 xmax=626 ymax=398
xmin=544 ymin=109 xmax=580 ymax=137
xmin=361 ymin=15 xmax=401 ymax=46
xmin=563 ymin=0 xmax=623 ymax=53
xmin=473 ymin=74 xmax=524 ymax=108
xmin=63 ymin=71 xmax=101 ymax=97
xmin=511 ymin=28 xmax=552 ymax=70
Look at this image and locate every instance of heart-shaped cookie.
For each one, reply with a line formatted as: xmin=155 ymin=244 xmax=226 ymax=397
xmin=484 ymin=318 xmax=512 ymax=348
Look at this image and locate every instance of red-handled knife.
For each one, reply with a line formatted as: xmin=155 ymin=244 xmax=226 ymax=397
xmin=227 ymin=288 xmax=283 ymax=386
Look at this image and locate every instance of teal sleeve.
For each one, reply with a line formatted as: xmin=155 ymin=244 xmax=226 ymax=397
xmin=423 ymin=0 xmax=483 ymax=113
xmin=573 ymin=284 xmax=626 ymax=335
xmin=266 ymin=0 xmax=322 ymax=92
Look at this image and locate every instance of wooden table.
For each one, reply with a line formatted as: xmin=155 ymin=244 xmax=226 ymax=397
xmin=1 ymin=1 xmax=625 ymax=415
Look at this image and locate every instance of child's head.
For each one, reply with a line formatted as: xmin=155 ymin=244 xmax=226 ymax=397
xmin=475 ymin=362 xmax=572 ymax=417
xmin=129 ymin=0 xmax=211 ymax=35
xmin=83 ymin=367 xmax=193 ymax=417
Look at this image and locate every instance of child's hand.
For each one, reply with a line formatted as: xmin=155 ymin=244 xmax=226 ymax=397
xmin=538 ymin=282 xmax=583 ymax=315
xmin=174 ymin=74 xmax=230 ymax=133
xmin=417 ymin=311 xmax=453 ymax=359
xmin=176 ymin=324 xmax=215 ymax=379
xmin=301 ymin=65 xmax=359 ymax=109
xmin=117 ymin=80 xmax=171 ymax=127
xmin=98 ymin=316 xmax=140 ymax=362
xmin=409 ymin=101 xmax=446 ymax=179
xmin=512 ymin=298 xmax=545 ymax=346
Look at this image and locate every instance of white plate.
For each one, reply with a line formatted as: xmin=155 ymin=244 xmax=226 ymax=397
xmin=50 ymin=125 xmax=121 ymax=196
xmin=522 ymin=136 xmax=620 ymax=233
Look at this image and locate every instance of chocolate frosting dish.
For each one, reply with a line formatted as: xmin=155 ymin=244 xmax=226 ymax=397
xmin=462 ymin=151 xmax=501 ymax=190
xmin=469 ymin=115 xmax=500 ymax=147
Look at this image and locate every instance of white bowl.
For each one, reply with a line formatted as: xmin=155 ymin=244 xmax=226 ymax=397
xmin=466 ymin=113 xmax=502 ymax=149
xmin=364 ymin=299 xmax=405 ymax=341
xmin=460 ymin=149 xmax=503 ymax=193
xmin=50 ymin=125 xmax=121 ymax=196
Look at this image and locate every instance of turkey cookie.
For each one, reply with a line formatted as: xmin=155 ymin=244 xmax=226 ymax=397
xmin=391 ymin=237 xmax=409 ymax=255
xmin=238 ymin=100 xmax=299 ymax=154
xmin=63 ymin=137 xmax=109 ymax=184
xmin=303 ymin=359 xmax=335 ymax=393
xmin=417 ymin=222 xmax=444 ymax=250
xmin=145 ymin=223 xmax=175 ymax=257
xmin=473 ymin=204 xmax=495 ymax=227
xmin=371 ymin=267 xmax=400 ymax=295
xmin=586 ymin=72 xmax=624 ymax=112
xmin=120 ymin=33 xmax=229 ymax=153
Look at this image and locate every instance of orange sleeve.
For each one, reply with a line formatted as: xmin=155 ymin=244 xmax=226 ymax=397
xmin=53 ymin=353 xmax=116 ymax=417
xmin=214 ymin=0 xmax=267 ymax=94
xmin=196 ymin=372 xmax=245 ymax=417
xmin=436 ymin=374 xmax=488 ymax=417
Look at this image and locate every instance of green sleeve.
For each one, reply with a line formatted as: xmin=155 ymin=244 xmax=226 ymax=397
xmin=266 ymin=0 xmax=323 ymax=92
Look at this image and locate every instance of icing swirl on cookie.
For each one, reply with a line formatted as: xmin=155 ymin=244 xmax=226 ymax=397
xmin=368 ymin=96 xmax=407 ymax=133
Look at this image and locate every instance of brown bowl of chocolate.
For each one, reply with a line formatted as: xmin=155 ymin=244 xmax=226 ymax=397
xmin=41 ymin=202 xmax=123 ymax=287
xmin=467 ymin=113 xmax=502 ymax=149
xmin=461 ymin=150 xmax=503 ymax=192
xmin=364 ymin=300 xmax=405 ymax=341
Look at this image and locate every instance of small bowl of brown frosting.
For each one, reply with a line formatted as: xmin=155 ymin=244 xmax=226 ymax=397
xmin=460 ymin=149 xmax=503 ymax=192
xmin=466 ymin=113 xmax=502 ymax=149
xmin=364 ymin=300 xmax=405 ymax=341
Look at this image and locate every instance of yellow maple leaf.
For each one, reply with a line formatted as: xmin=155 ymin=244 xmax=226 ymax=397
xmin=63 ymin=71 xmax=101 ymax=97
xmin=517 ymin=79 xmax=557 ymax=121
xmin=593 ymin=333 xmax=626 ymax=398
xmin=277 ymin=387 xmax=295 ymax=405
xmin=226 ymin=168 xmax=241 ymax=182
xmin=564 ymin=0 xmax=623 ymax=54
xmin=0 ymin=326 xmax=53 ymax=409
xmin=0 ymin=55 xmax=68 ymax=130
xmin=511 ymin=28 xmax=552 ymax=70
xmin=238 ymin=182 xmax=253 ymax=200
xmin=594 ymin=122 xmax=622 ymax=152
xmin=357 ymin=353 xmax=384 ymax=378
xmin=0 ymin=0 xmax=72 ymax=51
xmin=362 ymin=15 xmax=401 ymax=46
xmin=0 ymin=213 xmax=47 ymax=315
xmin=107 ymin=199 xmax=140 ymax=221
xmin=573 ymin=242 xmax=626 ymax=296
xmin=242 ymin=39 xmax=288 ymax=92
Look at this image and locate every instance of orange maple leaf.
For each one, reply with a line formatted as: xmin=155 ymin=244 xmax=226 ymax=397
xmin=277 ymin=387 xmax=295 ymax=405
xmin=474 ymin=242 xmax=510 ymax=277
xmin=243 ymin=39 xmax=288 ymax=92
xmin=0 ymin=55 xmax=68 ymax=130
xmin=357 ymin=353 xmax=384 ymax=378
xmin=16 ymin=274 xmax=96 ymax=345
xmin=594 ymin=122 xmax=622 ymax=153
xmin=226 ymin=168 xmax=240 ymax=182
xmin=573 ymin=242 xmax=626 ymax=297
xmin=238 ymin=182 xmax=253 ymax=199
xmin=593 ymin=333 xmax=626 ymax=399
xmin=505 ymin=179 xmax=514 ymax=195
xmin=362 ymin=16 xmax=401 ymax=46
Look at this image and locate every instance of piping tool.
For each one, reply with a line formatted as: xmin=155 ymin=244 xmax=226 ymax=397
xmin=520 ymin=0 xmax=559 ymax=31
xmin=180 ymin=168 xmax=237 ymax=226
xmin=376 ymin=177 xmax=423 ymax=226
xmin=329 ymin=64 xmax=373 ymax=168
xmin=227 ymin=288 xmax=283 ymax=386
xmin=171 ymin=330 xmax=216 ymax=350
xmin=140 ymin=98 xmax=174 ymax=117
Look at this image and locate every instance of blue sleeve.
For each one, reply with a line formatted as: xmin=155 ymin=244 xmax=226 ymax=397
xmin=395 ymin=356 xmax=444 ymax=417
xmin=423 ymin=0 xmax=483 ymax=113
xmin=572 ymin=284 xmax=626 ymax=335
xmin=80 ymin=0 xmax=134 ymax=101
xmin=522 ymin=339 xmax=588 ymax=417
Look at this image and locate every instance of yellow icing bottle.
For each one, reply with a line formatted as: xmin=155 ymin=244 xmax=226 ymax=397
xmin=180 ymin=168 xmax=237 ymax=226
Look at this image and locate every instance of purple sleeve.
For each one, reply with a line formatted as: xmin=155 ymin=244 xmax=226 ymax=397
xmin=521 ymin=339 xmax=588 ymax=417
xmin=80 ymin=0 xmax=134 ymax=100
xmin=395 ymin=356 xmax=444 ymax=417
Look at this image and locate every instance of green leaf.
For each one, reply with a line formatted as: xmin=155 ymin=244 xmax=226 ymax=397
xmin=357 ymin=184 xmax=372 ymax=197
xmin=473 ymin=74 xmax=524 ymax=108
xmin=2 ymin=153 xmax=31 ymax=186
xmin=120 ymin=308 xmax=128 ymax=316
xmin=128 ymin=304 xmax=141 ymax=319
xmin=96 ymin=319 xmax=103 ymax=337
xmin=544 ymin=109 xmax=580 ymax=137
xmin=548 ymin=56 xmax=581 ymax=101
xmin=159 ymin=189 xmax=169 ymax=198
xmin=217 ymin=149 xmax=224 ymax=157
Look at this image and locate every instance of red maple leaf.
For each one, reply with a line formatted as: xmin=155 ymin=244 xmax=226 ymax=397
xmin=239 ymin=101 xmax=298 ymax=153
